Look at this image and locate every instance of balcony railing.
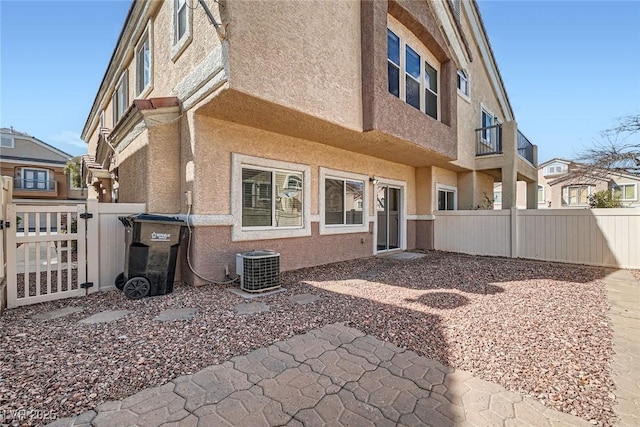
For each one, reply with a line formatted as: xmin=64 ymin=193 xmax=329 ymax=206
xmin=14 ymin=178 xmax=56 ymax=191
xmin=517 ymin=130 xmax=534 ymax=165
xmin=475 ymin=124 xmax=502 ymax=156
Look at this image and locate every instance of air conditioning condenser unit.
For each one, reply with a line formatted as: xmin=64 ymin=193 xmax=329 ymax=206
xmin=235 ymin=250 xmax=280 ymax=293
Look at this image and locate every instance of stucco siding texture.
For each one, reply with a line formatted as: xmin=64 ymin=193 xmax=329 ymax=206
xmin=116 ymin=130 xmax=149 ymax=204
xmin=191 ymin=116 xmax=417 ymax=216
xmin=187 ymin=222 xmax=373 ymax=284
xmin=225 ymin=0 xmax=363 ymax=132
xmin=361 ymin=0 xmax=457 ymax=160
xmin=453 ymin=6 xmax=507 ymax=170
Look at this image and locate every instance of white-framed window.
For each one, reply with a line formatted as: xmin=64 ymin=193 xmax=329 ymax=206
xmin=565 ymin=185 xmax=590 ymax=206
xmin=387 ymin=29 xmax=400 ymax=98
xmin=21 ymin=168 xmax=51 ymax=190
xmin=136 ymin=23 xmax=152 ymax=96
xmin=112 ymin=71 xmax=128 ymax=126
xmin=232 ymin=154 xmax=311 ymax=241
xmin=387 ymin=19 xmax=440 ymax=121
xmin=493 ymin=191 xmax=502 ymax=204
xmin=480 ymin=106 xmax=496 ymax=143
xmin=171 ymin=0 xmax=192 ymax=61
xmin=457 ymin=69 xmax=469 ymax=97
xmin=613 ymin=183 xmax=637 ymax=201
xmin=436 ymin=184 xmax=457 ymax=210
xmin=538 ymin=185 xmax=545 ymax=203
xmin=1 ymin=135 xmax=14 ymax=148
xmin=99 ymin=110 xmax=105 ymax=129
xmin=320 ymin=168 xmax=369 ymax=235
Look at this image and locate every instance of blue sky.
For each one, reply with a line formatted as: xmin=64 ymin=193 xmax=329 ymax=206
xmin=1 ymin=1 xmax=639 ymax=162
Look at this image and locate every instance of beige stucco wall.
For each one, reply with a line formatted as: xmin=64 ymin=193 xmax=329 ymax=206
xmin=190 ymin=115 xmax=417 ymax=217
xmin=226 ymin=0 xmax=362 ymax=132
xmin=116 ymin=130 xmax=149 ymax=204
xmin=453 ymin=6 xmax=507 ymax=171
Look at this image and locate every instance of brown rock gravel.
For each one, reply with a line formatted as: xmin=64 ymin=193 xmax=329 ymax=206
xmin=0 ymin=252 xmax=615 ymax=426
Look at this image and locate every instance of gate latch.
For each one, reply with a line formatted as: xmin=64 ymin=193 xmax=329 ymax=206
xmin=79 ymin=213 xmax=93 ymax=219
xmin=0 ymin=221 xmax=9 ymax=230
xmin=80 ymin=282 xmax=94 ymax=289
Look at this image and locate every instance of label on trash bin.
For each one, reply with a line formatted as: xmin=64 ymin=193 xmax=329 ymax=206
xmin=151 ymin=232 xmax=171 ymax=242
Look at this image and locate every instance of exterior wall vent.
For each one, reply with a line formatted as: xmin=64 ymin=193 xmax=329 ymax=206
xmin=235 ymin=250 xmax=280 ymax=292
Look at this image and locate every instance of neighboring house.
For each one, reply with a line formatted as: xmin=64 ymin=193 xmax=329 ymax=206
xmin=0 ymin=127 xmax=86 ymax=201
xmin=81 ymin=0 xmax=538 ymax=283
xmin=494 ymin=158 xmax=640 ymax=209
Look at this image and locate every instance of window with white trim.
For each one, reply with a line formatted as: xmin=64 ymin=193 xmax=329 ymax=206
xmin=174 ymin=0 xmax=187 ymax=43
xmin=1 ymin=136 xmax=14 ymax=148
xmin=233 ymin=154 xmax=311 ymax=241
xmin=565 ymin=185 xmax=590 ymax=206
xmin=437 ymin=185 xmax=456 ymax=210
xmin=112 ymin=71 xmax=128 ymax=125
xmin=21 ymin=168 xmax=51 ymax=190
xmin=136 ymin=28 xmax=151 ymax=96
xmin=241 ymin=168 xmax=303 ymax=228
xmin=538 ymin=185 xmax=545 ymax=203
xmin=386 ymin=24 xmax=440 ymax=120
xmin=325 ymin=178 xmax=364 ymax=226
xmin=99 ymin=111 xmax=105 ymax=129
xmin=481 ymin=107 xmax=496 ymax=143
xmin=613 ymin=183 xmax=637 ymax=201
xmin=457 ymin=69 xmax=469 ymax=97
xmin=493 ymin=191 xmax=502 ymax=204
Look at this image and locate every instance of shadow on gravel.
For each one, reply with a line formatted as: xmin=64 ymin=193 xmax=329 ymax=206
xmin=405 ymin=291 xmax=471 ymax=309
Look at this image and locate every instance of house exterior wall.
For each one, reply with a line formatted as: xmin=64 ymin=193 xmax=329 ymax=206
xmin=226 ymin=0 xmax=362 ymax=132
xmin=81 ymin=0 xmax=540 ymax=284
xmin=4 ymin=137 xmax=69 ymax=162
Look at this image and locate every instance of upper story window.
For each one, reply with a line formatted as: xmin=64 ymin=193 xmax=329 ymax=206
xmin=457 ymin=70 xmax=469 ymax=97
xmin=387 ymin=23 xmax=440 ymax=121
xmin=1 ymin=136 xmax=14 ymax=148
xmin=175 ymin=0 xmax=187 ymax=42
xmin=20 ymin=168 xmax=52 ymax=191
xmin=480 ymin=107 xmax=497 ymax=143
xmin=613 ymin=183 xmax=637 ymax=201
xmin=112 ymin=71 xmax=128 ymax=126
xmin=99 ymin=111 xmax=105 ymax=129
xmin=171 ymin=0 xmax=192 ymax=61
xmin=387 ymin=30 xmax=400 ymax=97
xmin=136 ymin=27 xmax=152 ymax=96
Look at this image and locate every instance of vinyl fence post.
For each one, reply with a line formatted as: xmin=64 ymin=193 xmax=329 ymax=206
xmin=510 ymin=207 xmax=519 ymax=258
xmin=86 ymin=199 xmax=100 ymax=293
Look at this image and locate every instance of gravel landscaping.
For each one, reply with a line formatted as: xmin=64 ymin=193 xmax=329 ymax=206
xmin=1 ymin=252 xmax=616 ymax=426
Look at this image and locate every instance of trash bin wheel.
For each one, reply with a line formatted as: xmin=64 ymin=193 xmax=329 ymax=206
xmin=123 ymin=277 xmax=150 ymax=300
xmin=115 ymin=272 xmax=126 ymax=290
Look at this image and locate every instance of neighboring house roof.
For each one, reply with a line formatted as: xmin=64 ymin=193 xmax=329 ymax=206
xmin=0 ymin=155 xmax=67 ymax=166
xmin=539 ymin=158 xmax=571 ymax=168
xmin=0 ymin=127 xmax=72 ymax=161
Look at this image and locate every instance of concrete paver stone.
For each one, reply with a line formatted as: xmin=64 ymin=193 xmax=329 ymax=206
xmin=154 ymin=308 xmax=198 ymax=322
xmin=287 ymin=293 xmax=322 ymax=305
xmin=234 ymin=302 xmax=269 ymax=315
xmin=32 ymin=306 xmax=85 ymax=320
xmin=46 ymin=320 xmax=616 ymax=427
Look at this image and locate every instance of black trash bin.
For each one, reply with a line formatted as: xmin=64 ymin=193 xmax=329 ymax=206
xmin=115 ymin=214 xmax=185 ymax=300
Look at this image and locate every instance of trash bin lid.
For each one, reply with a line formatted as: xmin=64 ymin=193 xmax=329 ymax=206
xmin=126 ymin=213 xmax=186 ymax=225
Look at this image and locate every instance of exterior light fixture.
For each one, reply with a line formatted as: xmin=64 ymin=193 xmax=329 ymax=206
xmin=370 ymin=177 xmax=379 ymax=185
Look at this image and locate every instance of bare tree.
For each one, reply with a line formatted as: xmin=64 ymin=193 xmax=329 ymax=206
xmin=576 ymin=115 xmax=640 ymax=176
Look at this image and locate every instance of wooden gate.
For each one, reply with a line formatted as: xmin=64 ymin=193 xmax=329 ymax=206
xmin=6 ymin=203 xmax=88 ymax=308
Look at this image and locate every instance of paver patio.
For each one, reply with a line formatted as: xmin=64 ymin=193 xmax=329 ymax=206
xmin=49 ymin=322 xmax=592 ymax=427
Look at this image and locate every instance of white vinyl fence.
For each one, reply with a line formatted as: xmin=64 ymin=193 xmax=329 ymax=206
xmin=435 ymin=208 xmax=640 ymax=269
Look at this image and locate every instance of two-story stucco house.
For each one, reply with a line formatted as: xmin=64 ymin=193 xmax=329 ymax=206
xmin=81 ymin=0 xmax=538 ymax=283
xmin=0 ymin=127 xmax=86 ymax=201
xmin=495 ymin=158 xmax=640 ymax=209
